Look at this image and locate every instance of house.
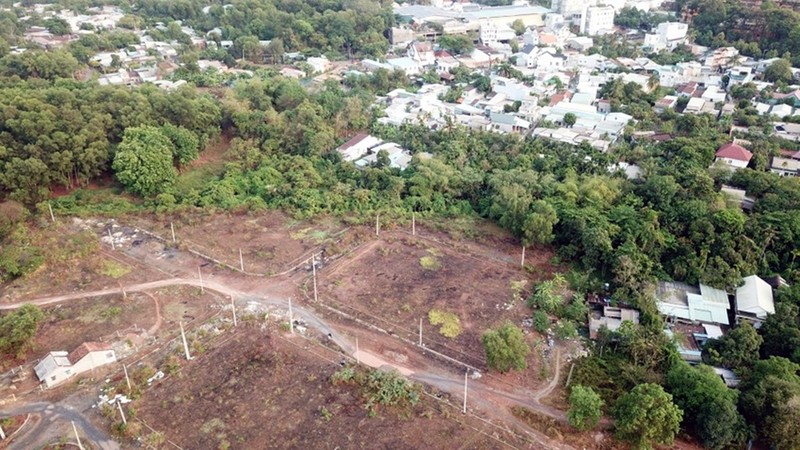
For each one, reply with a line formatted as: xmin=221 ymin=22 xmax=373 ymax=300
xmin=335 ymin=133 xmax=412 ymax=170
xmin=35 ymin=342 xmax=117 ymax=388
xmin=774 ymin=122 xmax=800 ymax=142
xmin=656 ymin=281 xmax=732 ymax=325
xmin=336 ymin=133 xmax=383 ymax=162
xmin=683 ymin=97 xmax=706 ymax=114
xmin=721 ymin=185 xmax=755 ymax=210
xmin=735 ymin=275 xmax=775 ymax=323
xmin=714 ymin=142 xmax=752 ymax=169
xmin=407 ymin=41 xmax=435 ymax=67
xmin=770 ymin=104 xmax=795 ymax=118
xmin=769 ymin=156 xmax=800 ymax=177
xmin=654 ymin=95 xmax=678 ymax=113
xmin=306 ymin=56 xmax=330 ymax=74
xmin=589 ymin=306 xmax=640 ymax=339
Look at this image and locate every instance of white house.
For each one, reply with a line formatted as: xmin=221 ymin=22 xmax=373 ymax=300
xmin=714 ymin=142 xmax=752 ymax=169
xmin=643 ymin=22 xmax=688 ymax=52
xmin=306 ymin=56 xmax=330 ymax=74
xmin=35 ymin=342 xmax=117 ymax=388
xmin=735 ymin=275 xmax=775 ymax=321
xmin=479 ymin=21 xmax=516 ymax=45
xmin=580 ymin=6 xmax=615 ymax=36
xmin=336 ymin=133 xmax=384 ymax=161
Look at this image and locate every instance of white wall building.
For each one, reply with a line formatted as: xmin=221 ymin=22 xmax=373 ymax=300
xmin=35 ymin=342 xmax=117 ymax=388
xmin=479 ymin=21 xmax=516 ymax=45
xmin=580 ymin=6 xmax=615 ymax=36
xmin=644 ymin=22 xmax=688 ymax=52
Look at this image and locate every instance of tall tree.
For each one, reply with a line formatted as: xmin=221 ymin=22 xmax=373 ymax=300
xmin=567 ymin=385 xmax=604 ymax=431
xmin=112 ymin=126 xmax=177 ymax=197
xmin=613 ymin=383 xmax=683 ymax=450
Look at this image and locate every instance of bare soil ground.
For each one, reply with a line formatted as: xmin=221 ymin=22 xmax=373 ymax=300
xmin=127 ymin=211 xmax=352 ymax=275
xmin=318 ymin=228 xmax=557 ymax=391
xmin=135 ymin=328 xmax=531 ymax=450
xmin=0 ymin=222 xmax=160 ymax=304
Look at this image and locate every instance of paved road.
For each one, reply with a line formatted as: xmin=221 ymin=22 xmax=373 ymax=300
xmin=0 ymin=402 xmax=120 ymax=450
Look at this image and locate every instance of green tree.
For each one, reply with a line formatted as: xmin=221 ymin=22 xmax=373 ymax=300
xmin=44 ymin=17 xmax=70 ymax=36
xmin=563 ymin=112 xmax=577 ymax=127
xmin=522 ymin=200 xmax=558 ymax=246
xmin=510 ymin=19 xmax=526 ymax=35
xmin=160 ymin=124 xmax=199 ymax=170
xmin=764 ymin=59 xmax=793 ymax=83
xmin=481 ymin=321 xmax=530 ymax=372
xmin=0 ymin=304 xmax=45 ymax=358
xmin=702 ymin=321 xmax=763 ymax=371
xmin=738 ymin=357 xmax=800 ymax=448
xmin=666 ymin=362 xmax=748 ymax=449
xmin=112 ymin=126 xmax=177 ymax=197
xmin=437 ymin=34 xmax=474 ymax=55
xmin=568 ymin=385 xmax=604 ymax=430
xmin=376 ymin=149 xmax=390 ymax=168
xmin=613 ymin=383 xmax=683 ymax=450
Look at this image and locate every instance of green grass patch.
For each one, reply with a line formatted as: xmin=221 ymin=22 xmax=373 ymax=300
xmin=428 ymin=309 xmax=462 ymax=338
xmin=98 ymin=260 xmax=131 ymax=279
xmin=419 ymin=255 xmax=441 ymax=271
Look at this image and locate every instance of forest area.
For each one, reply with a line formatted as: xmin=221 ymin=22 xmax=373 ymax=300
xmin=0 ymin=1 xmax=799 ymax=449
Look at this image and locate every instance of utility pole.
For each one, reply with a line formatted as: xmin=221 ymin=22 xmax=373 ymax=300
xmin=463 ymin=370 xmax=468 ymax=414
xmin=72 ymin=421 xmax=85 ymax=450
xmin=170 ymin=222 xmax=176 ymax=243
xmin=419 ymin=318 xmax=423 ymax=346
xmin=239 ymin=248 xmax=244 ymax=272
xmin=355 ymin=337 xmax=360 ymax=364
xmin=521 ymin=246 xmax=526 ymax=267
xmin=117 ymin=401 xmax=127 ymax=425
xmin=123 ymin=364 xmax=131 ymax=393
xmin=231 ymin=296 xmax=237 ymax=327
xmin=375 ymin=214 xmax=380 ymax=236
xmin=412 ymin=212 xmax=416 ymax=236
xmin=311 ymin=255 xmax=318 ymax=302
xmin=198 ymin=266 xmax=204 ymax=294
xmin=0 ymin=422 xmax=6 ymax=440
xmin=288 ymin=298 xmax=294 ymax=334
xmin=48 ymin=202 xmax=55 ymax=223
xmin=180 ymin=322 xmax=192 ymax=360
xmin=108 ymin=229 xmax=115 ymax=250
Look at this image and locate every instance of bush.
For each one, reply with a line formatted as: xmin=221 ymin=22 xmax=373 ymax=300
xmin=554 ymin=320 xmax=578 ymax=339
xmin=0 ymin=304 xmax=45 ymax=357
xmin=428 ymin=309 xmax=462 ymax=338
xmin=533 ymin=311 xmax=550 ymax=333
xmin=419 ymin=255 xmax=441 ymax=270
xmin=482 ymin=321 xmax=530 ymax=373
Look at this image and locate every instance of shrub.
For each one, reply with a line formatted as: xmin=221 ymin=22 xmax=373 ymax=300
xmin=533 ymin=311 xmax=550 ymax=333
xmin=419 ymin=255 xmax=441 ymax=270
xmin=482 ymin=321 xmax=530 ymax=372
xmin=428 ymin=309 xmax=462 ymax=338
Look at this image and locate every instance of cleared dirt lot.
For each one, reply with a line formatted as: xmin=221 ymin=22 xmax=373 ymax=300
xmin=136 ymin=329 xmax=529 ymax=450
xmin=128 ymin=211 xmax=351 ymax=275
xmin=318 ymin=229 xmax=558 ymax=390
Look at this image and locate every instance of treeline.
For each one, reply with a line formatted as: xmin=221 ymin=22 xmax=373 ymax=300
xmin=0 ymin=78 xmax=221 ymax=205
xmin=135 ymin=0 xmax=394 ymax=59
xmin=678 ymin=0 xmax=800 ymax=64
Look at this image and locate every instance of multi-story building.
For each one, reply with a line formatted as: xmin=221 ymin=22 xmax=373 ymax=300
xmin=580 ymin=5 xmax=615 ymax=36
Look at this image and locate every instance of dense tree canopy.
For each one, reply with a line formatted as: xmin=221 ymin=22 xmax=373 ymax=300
xmin=481 ymin=322 xmax=530 ymax=373
xmin=612 ymin=383 xmax=683 ymax=450
xmin=112 ymin=126 xmax=178 ymax=197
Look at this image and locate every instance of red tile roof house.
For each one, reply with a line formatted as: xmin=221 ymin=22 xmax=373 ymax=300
xmin=714 ymin=142 xmax=753 ymax=170
xmin=34 ymin=342 xmax=117 ymax=388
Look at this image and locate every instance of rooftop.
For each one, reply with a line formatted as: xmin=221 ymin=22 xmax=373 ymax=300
xmin=716 ymin=142 xmax=753 ymax=162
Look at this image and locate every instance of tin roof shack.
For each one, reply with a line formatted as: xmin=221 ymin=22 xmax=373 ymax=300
xmin=34 ymin=342 xmax=116 ymax=388
xmin=656 ymin=282 xmax=732 ymax=325
xmin=734 ymin=275 xmax=775 ymax=326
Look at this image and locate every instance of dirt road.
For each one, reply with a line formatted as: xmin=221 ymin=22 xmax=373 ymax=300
xmin=0 ymin=401 xmax=120 ymax=450
xmin=3 ymin=237 xmax=575 ymax=449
